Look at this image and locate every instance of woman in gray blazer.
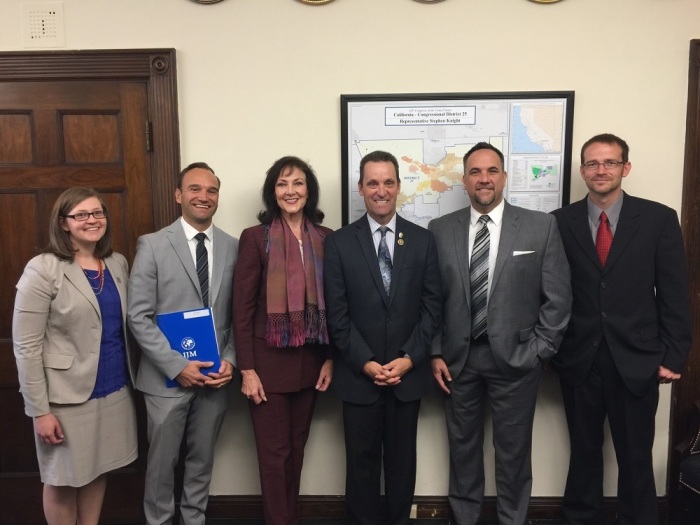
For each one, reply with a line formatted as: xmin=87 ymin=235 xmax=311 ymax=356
xmin=12 ymin=187 xmax=137 ymax=525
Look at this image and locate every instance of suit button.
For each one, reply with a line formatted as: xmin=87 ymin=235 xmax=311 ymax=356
xmin=593 ymin=341 xmax=599 ymax=347
xmin=602 ymin=312 xmax=607 ymax=318
xmin=601 ymin=282 xmax=606 ymax=288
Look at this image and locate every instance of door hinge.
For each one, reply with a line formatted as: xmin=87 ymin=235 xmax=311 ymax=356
xmin=145 ymin=121 xmax=153 ymax=152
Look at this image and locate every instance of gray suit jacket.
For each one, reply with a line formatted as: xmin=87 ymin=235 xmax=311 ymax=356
xmin=128 ymin=219 xmax=238 ymax=397
xmin=429 ymin=202 xmax=572 ymax=379
xmin=13 ymin=252 xmax=134 ymax=416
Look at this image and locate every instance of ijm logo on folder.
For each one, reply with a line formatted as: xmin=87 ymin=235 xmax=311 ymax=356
xmin=156 ymin=307 xmax=221 ymax=388
xmin=181 ymin=336 xmax=197 ymax=357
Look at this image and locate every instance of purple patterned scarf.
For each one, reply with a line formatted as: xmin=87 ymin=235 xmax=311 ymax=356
xmin=265 ymin=217 xmax=329 ymax=348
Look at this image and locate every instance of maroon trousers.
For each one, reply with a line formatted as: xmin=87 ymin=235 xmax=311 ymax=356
xmin=248 ymin=388 xmax=318 ymax=525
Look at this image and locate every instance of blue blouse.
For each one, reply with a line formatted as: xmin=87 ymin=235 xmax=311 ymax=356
xmin=85 ymin=267 xmax=129 ymax=399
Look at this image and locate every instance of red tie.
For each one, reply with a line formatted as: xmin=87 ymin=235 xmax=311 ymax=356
xmin=596 ymin=211 xmax=613 ymax=266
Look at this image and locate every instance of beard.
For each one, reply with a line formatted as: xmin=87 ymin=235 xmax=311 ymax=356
xmin=474 ymin=187 xmax=496 ymax=208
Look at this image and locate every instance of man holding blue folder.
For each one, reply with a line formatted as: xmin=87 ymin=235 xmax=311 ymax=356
xmin=128 ymin=162 xmax=238 ymax=525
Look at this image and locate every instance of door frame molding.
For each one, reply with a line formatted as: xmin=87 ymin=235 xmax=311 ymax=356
xmin=0 ymin=48 xmax=180 ymax=230
xmin=668 ymin=39 xmax=700 ymax=509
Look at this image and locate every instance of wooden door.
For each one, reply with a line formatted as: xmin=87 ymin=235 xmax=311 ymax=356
xmin=0 ymin=48 xmax=180 ymax=525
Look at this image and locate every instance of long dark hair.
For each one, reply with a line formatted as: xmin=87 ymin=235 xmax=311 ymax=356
xmin=45 ymin=187 xmax=113 ymax=261
xmin=257 ymin=156 xmax=324 ymax=225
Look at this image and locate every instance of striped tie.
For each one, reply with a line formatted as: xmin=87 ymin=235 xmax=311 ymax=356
xmin=195 ymin=232 xmax=209 ymax=307
xmin=470 ymin=215 xmax=490 ymax=339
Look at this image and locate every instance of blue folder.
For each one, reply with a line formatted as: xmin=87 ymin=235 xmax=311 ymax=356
xmin=156 ymin=307 xmax=221 ymax=388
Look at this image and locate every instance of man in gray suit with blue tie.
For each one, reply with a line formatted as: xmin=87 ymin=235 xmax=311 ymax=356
xmin=429 ymin=143 xmax=571 ymax=525
xmin=128 ymin=162 xmax=238 ymax=525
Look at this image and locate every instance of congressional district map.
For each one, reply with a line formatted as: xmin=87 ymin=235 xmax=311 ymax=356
xmin=343 ymin=94 xmax=573 ymax=227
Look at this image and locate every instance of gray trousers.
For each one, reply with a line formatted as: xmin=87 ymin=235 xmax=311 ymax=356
xmin=143 ymin=387 xmax=229 ymax=525
xmin=444 ymin=342 xmax=542 ymax=525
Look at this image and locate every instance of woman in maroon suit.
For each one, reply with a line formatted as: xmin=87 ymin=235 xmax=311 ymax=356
xmin=233 ymin=156 xmax=333 ymax=525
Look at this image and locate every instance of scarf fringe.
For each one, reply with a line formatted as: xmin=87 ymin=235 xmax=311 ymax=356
xmin=304 ymin=304 xmax=329 ymax=345
xmin=266 ymin=305 xmax=329 ymax=348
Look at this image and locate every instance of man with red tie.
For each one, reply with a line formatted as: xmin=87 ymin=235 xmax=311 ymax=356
xmin=551 ymin=134 xmax=692 ymax=525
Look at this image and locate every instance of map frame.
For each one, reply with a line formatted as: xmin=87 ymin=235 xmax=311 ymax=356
xmin=340 ymin=91 xmax=575 ymax=227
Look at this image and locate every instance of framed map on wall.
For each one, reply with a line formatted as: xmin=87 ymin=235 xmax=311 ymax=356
xmin=340 ymin=91 xmax=575 ymax=227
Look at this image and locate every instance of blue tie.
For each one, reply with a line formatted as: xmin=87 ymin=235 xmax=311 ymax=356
xmin=378 ymin=226 xmax=392 ymax=296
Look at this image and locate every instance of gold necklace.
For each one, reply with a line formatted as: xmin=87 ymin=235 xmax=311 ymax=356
xmin=82 ymin=258 xmax=105 ymax=296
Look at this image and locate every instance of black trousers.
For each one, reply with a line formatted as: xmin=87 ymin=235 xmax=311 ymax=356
xmin=342 ymin=391 xmax=421 ymax=525
xmin=560 ymin=339 xmax=659 ymax=525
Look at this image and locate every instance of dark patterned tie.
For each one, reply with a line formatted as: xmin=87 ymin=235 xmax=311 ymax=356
xmin=470 ymin=215 xmax=490 ymax=339
xmin=596 ymin=211 xmax=613 ymax=266
xmin=195 ymin=232 xmax=209 ymax=307
xmin=378 ymin=226 xmax=392 ymax=296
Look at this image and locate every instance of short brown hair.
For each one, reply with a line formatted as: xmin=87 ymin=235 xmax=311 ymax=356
xmin=463 ymin=142 xmax=505 ymax=171
xmin=359 ymin=150 xmax=400 ymax=184
xmin=580 ymin=133 xmax=629 ymax=164
xmin=45 ymin=187 xmax=113 ymax=261
xmin=178 ymin=162 xmax=220 ymax=189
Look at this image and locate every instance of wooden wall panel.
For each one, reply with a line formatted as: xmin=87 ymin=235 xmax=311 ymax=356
xmin=63 ymin=113 xmax=121 ymax=164
xmin=0 ymin=113 xmax=33 ymax=163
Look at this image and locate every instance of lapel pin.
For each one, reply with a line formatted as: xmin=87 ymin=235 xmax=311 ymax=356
xmin=398 ymin=232 xmax=404 ymax=246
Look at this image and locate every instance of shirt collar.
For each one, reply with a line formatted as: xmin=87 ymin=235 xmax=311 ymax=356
xmin=470 ymin=199 xmax=504 ymax=227
xmin=180 ymin=217 xmax=214 ymax=242
xmin=366 ymin=213 xmax=398 ymax=234
xmin=587 ymin=192 xmax=624 ymax=227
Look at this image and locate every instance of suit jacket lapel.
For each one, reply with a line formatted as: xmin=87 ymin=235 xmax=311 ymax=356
xmin=167 ymin=220 xmax=201 ymax=298
xmin=388 ymin=216 xmax=409 ymax=304
xmin=63 ymin=260 xmax=100 ymax=317
xmin=605 ymin=193 xmax=639 ymax=272
xmin=104 ymin=256 xmax=127 ymax=322
xmin=356 ymin=215 xmax=390 ymax=306
xmin=563 ymin=198 xmax=600 ymax=270
xmin=491 ymin=202 xmax=520 ymax=292
xmin=566 ymin=198 xmax=601 ymax=270
xmin=210 ymin=226 xmax=226 ymax=306
xmin=453 ymin=209 xmax=472 ymax=302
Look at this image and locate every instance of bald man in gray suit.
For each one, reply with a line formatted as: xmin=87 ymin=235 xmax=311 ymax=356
xmin=429 ymin=143 xmax=571 ymax=525
xmin=128 ymin=162 xmax=238 ymax=525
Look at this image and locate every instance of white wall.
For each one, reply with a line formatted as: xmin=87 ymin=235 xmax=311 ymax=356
xmin=2 ymin=0 xmax=697 ymax=498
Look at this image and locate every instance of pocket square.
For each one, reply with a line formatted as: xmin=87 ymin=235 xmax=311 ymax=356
xmin=513 ymin=250 xmax=535 ymax=256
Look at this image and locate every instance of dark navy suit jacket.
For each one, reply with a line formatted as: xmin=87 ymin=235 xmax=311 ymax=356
xmin=324 ymin=214 xmax=442 ymax=404
xmin=552 ymin=193 xmax=692 ymax=396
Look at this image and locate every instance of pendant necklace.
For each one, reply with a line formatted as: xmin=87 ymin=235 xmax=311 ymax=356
xmin=82 ymin=257 xmax=105 ymax=295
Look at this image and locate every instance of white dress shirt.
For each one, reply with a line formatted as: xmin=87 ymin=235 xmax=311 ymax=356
xmin=180 ymin=217 xmax=213 ymax=283
xmin=367 ymin=213 xmax=397 ymax=261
